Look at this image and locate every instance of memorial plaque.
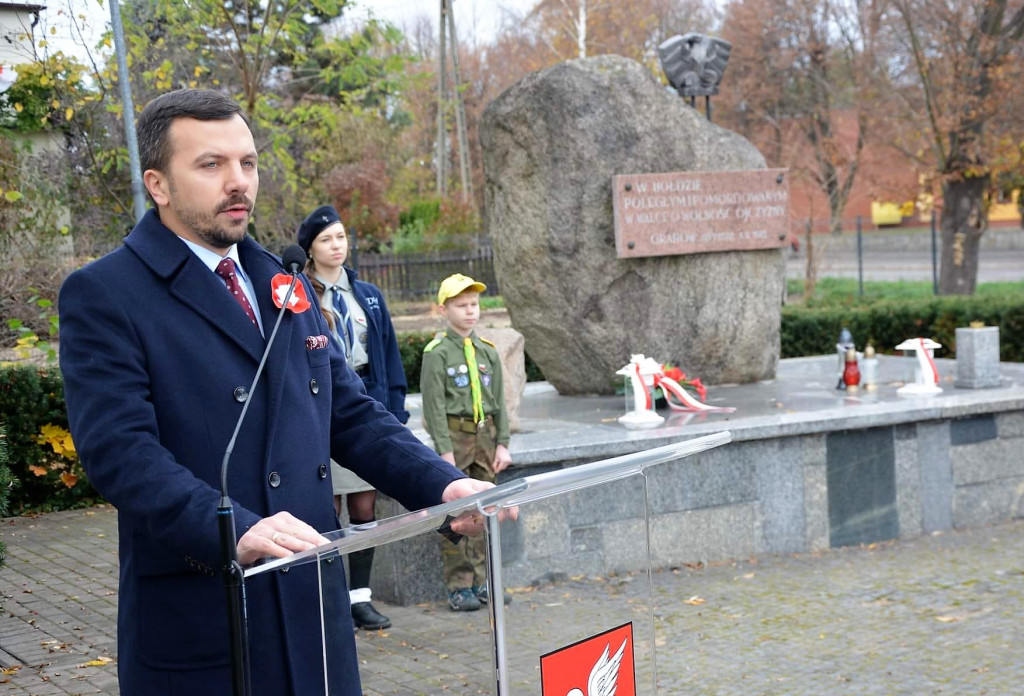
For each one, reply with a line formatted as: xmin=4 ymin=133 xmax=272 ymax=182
xmin=612 ymin=168 xmax=790 ymax=258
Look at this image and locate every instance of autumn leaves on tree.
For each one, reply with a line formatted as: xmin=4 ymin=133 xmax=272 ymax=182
xmin=2 ymin=0 xmax=1022 ymax=296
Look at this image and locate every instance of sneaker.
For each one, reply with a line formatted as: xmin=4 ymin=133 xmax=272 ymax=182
xmin=448 ymin=588 xmax=482 ymax=612
xmin=472 ymin=584 xmax=511 ymax=606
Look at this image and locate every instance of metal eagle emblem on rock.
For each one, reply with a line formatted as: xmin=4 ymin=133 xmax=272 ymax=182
xmin=658 ymin=32 xmax=732 ymax=97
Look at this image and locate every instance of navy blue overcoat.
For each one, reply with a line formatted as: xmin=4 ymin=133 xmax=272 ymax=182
xmin=58 ymin=211 xmax=462 ymax=696
xmin=342 ymin=266 xmax=410 ymax=423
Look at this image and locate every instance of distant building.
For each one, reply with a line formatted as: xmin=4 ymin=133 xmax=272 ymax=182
xmin=1 ymin=2 xmax=74 ymax=268
xmin=0 ymin=2 xmax=44 ymax=73
xmin=783 ymin=109 xmax=1021 ymax=232
xmin=2 ymin=2 xmax=65 ymax=159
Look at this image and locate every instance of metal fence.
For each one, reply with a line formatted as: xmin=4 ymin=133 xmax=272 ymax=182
xmin=352 ymin=247 xmax=499 ymax=303
xmin=787 ymin=215 xmax=1024 ymax=289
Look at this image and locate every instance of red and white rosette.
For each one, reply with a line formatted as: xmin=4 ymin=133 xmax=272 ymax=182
xmin=270 ymin=273 xmax=311 ymax=313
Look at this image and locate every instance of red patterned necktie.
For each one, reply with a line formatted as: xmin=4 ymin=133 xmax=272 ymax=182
xmin=215 ymin=258 xmax=259 ymax=330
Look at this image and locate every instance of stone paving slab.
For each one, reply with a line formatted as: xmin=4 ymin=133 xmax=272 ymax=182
xmin=3 ymin=506 xmax=1024 ymax=695
xmin=1 ymin=508 xmax=119 ymax=695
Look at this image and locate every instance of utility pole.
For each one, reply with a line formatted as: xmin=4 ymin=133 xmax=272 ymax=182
xmin=435 ymin=0 xmax=447 ymax=198
xmin=446 ymin=4 xmax=472 ymax=202
xmin=436 ymin=0 xmax=472 ymax=203
xmin=109 ymin=0 xmax=147 ymax=222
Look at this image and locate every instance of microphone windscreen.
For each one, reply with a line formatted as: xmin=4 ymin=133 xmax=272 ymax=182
xmin=281 ymin=245 xmax=307 ymax=274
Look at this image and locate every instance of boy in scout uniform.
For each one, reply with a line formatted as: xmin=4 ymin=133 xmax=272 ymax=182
xmin=421 ymin=273 xmax=512 ymax=612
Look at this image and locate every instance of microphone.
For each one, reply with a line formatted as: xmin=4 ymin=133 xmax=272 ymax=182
xmin=218 ymin=244 xmax=305 ymax=696
xmin=281 ymin=244 xmax=306 ymax=275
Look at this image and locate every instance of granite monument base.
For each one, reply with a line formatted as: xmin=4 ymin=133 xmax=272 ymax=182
xmin=368 ymin=355 xmax=1024 ymax=605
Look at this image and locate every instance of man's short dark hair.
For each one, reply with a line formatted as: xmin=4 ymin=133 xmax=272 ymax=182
xmin=137 ymin=89 xmax=249 ymax=175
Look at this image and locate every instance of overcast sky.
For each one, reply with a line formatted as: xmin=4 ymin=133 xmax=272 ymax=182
xmin=31 ymin=0 xmax=540 ymax=65
xmin=353 ymin=0 xmax=538 ymax=43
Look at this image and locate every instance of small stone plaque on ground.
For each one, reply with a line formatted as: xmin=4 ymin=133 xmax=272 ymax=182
xmin=612 ymin=169 xmax=790 ymax=258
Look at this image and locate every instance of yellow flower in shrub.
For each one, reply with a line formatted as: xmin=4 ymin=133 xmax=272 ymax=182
xmin=37 ymin=424 xmax=77 ymax=459
xmin=35 ymin=425 xmax=81 ymax=489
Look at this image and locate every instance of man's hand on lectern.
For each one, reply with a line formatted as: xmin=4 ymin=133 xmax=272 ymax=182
xmin=442 ymin=478 xmax=519 ymax=536
xmin=237 ymin=511 xmax=331 ymax=565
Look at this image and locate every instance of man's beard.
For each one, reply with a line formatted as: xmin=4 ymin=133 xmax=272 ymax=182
xmin=171 ymin=193 xmax=253 ymax=250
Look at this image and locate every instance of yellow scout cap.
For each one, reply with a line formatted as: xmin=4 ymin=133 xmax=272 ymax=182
xmin=437 ymin=273 xmax=486 ymax=305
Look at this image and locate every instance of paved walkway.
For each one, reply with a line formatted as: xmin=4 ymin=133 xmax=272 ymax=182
xmin=3 ymin=506 xmax=1024 ymax=695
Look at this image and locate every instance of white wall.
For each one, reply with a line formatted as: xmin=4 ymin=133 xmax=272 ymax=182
xmin=0 ymin=6 xmax=41 ymax=67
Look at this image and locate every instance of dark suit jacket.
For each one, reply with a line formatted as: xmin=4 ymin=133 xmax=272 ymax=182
xmin=58 ymin=210 xmax=462 ymax=696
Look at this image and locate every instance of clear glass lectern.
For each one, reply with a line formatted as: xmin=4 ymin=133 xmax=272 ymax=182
xmin=245 ymin=430 xmax=732 ymax=696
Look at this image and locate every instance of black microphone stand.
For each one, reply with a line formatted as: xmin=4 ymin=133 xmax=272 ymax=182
xmin=219 ymin=254 xmax=303 ymax=696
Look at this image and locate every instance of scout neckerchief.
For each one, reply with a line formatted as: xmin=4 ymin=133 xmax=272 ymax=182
xmin=463 ymin=336 xmax=485 ymax=425
xmin=331 ymin=286 xmax=354 ymax=359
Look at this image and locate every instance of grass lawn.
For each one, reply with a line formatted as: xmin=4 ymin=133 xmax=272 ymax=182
xmin=787 ymin=277 xmax=1024 ymax=307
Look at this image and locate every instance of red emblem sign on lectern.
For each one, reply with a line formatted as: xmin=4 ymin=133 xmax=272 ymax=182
xmin=540 ymin=623 xmax=636 ymax=696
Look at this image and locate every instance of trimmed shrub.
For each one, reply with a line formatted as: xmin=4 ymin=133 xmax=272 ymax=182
xmin=397 ymin=330 xmax=435 ymax=393
xmin=782 ymin=294 xmax=1024 ymax=360
xmin=0 ymin=365 xmax=100 ymax=512
xmin=3 ymin=295 xmax=1021 ymax=513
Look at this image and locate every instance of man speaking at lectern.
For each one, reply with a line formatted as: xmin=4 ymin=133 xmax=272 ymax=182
xmin=58 ymin=89 xmax=497 ymax=696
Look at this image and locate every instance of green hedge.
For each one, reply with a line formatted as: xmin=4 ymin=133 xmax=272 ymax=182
xmin=4 ymin=296 xmax=1023 ymax=514
xmin=0 ymin=365 xmax=100 ymax=512
xmin=782 ymin=294 xmax=1024 ymax=360
xmin=403 ymin=295 xmax=1024 ymax=386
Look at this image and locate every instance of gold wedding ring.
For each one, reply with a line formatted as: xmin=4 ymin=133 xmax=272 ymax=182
xmin=271 ymin=532 xmax=283 ymax=544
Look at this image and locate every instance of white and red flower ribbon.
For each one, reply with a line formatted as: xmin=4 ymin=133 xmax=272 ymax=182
xmin=617 ymin=354 xmax=735 ymax=414
xmin=918 ymin=337 xmax=939 ymax=384
xmin=654 ymin=373 xmax=734 ymax=412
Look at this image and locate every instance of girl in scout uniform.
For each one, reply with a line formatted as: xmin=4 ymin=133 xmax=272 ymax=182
xmin=297 ymin=205 xmax=410 ymax=630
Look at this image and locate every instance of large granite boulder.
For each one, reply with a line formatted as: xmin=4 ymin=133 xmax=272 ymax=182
xmin=478 ymin=327 xmax=526 ymax=433
xmin=480 ymin=55 xmax=785 ymax=394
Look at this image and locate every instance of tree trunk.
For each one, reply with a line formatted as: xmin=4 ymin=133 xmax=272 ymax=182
xmin=577 ymin=0 xmax=587 ymax=58
xmin=938 ymin=176 xmax=988 ymax=295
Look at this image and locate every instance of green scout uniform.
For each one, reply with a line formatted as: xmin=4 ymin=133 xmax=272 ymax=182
xmin=421 ymin=330 xmax=510 ymax=592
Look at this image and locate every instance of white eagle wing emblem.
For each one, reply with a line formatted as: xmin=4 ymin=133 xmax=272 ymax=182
xmin=566 ymin=637 xmax=628 ymax=696
xmin=274 ymin=284 xmax=298 ymax=307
